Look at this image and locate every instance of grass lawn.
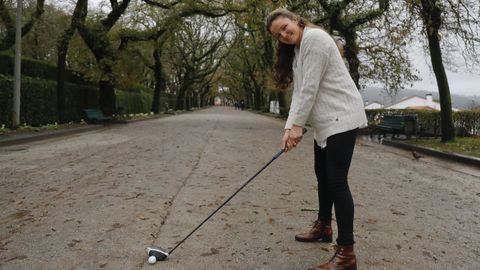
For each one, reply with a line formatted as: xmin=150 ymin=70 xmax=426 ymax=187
xmin=405 ymin=137 xmax=480 ymax=158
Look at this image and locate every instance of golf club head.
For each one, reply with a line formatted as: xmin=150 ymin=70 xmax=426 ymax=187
xmin=148 ymin=246 xmax=169 ymax=261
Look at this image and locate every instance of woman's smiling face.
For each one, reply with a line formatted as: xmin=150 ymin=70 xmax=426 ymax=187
xmin=269 ymin=16 xmax=303 ymax=46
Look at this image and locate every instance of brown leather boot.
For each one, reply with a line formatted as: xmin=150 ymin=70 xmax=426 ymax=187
xmin=310 ymin=244 xmax=357 ymax=270
xmin=295 ymin=219 xmax=333 ymax=242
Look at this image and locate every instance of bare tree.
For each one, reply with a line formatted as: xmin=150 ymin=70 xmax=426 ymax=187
xmin=118 ymin=0 xmax=241 ymax=112
xmin=407 ymin=0 xmax=480 ymax=141
xmin=169 ymin=16 xmax=230 ymax=110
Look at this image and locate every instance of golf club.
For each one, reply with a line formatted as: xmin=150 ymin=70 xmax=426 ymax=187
xmin=147 ymin=128 xmax=307 ymax=263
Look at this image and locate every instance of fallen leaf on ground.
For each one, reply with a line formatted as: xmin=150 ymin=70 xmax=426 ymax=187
xmin=200 ymin=248 xmax=219 ymax=257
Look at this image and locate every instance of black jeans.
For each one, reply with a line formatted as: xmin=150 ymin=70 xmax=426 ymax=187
xmin=314 ymin=128 xmax=358 ymax=246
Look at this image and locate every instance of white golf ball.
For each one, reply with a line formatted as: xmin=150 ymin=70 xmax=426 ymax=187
xmin=148 ymin=255 xmax=157 ymax=264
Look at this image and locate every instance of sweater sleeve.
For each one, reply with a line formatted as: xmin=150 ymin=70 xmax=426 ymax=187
xmin=285 ymin=33 xmax=331 ymax=129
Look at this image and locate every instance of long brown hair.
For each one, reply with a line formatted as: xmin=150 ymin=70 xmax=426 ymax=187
xmin=266 ymin=8 xmax=310 ymax=89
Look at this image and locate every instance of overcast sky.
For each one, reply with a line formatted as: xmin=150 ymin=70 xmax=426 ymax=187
xmin=409 ymin=49 xmax=480 ymax=97
xmin=47 ymin=0 xmax=479 ymax=97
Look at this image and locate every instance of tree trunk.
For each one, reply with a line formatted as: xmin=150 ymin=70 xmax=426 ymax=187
xmin=191 ymin=92 xmax=196 ymax=108
xmin=343 ymin=30 xmax=361 ymax=89
xmin=277 ymin=91 xmax=287 ymax=116
xmin=176 ymin=68 xmax=194 ymax=111
xmin=185 ymin=93 xmax=192 ymax=111
xmin=76 ymin=0 xmax=131 ymax=116
xmin=56 ymin=44 xmax=67 ymax=123
xmin=56 ymin=0 xmax=87 ymax=123
xmin=193 ymin=92 xmax=200 ymax=108
xmin=176 ymin=85 xmax=187 ymax=111
xmin=199 ymin=83 xmax=210 ymax=107
xmin=421 ymin=0 xmax=455 ymax=141
xmin=200 ymin=91 xmax=207 ymax=107
xmin=254 ymin=87 xmax=261 ymax=110
xmin=99 ymin=79 xmax=116 ymax=116
xmin=76 ymin=34 xmax=117 ymax=115
xmin=190 ymin=92 xmax=194 ymax=110
xmin=151 ymin=47 xmax=166 ymax=113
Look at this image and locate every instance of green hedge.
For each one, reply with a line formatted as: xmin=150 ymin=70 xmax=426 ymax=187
xmin=116 ymin=90 xmax=152 ymax=115
xmin=116 ymin=87 xmax=177 ymax=115
xmin=453 ymin=110 xmax=480 ymax=136
xmin=366 ymin=109 xmax=480 ymax=137
xmin=0 ymin=75 xmax=178 ymax=127
xmin=1 ymin=75 xmax=54 ymax=126
xmin=65 ymin=83 xmax=99 ymax=121
xmin=0 ymin=74 xmax=98 ymax=126
xmin=0 ymin=52 xmax=90 ymax=85
xmin=159 ymin=92 xmax=177 ymax=112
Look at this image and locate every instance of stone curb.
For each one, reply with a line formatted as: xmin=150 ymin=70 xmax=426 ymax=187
xmin=0 ymin=108 xmax=210 ymax=148
xmin=0 ymin=125 xmax=106 ymax=147
xmin=382 ymin=139 xmax=480 ymax=168
xmin=0 ymin=118 xmax=155 ymax=147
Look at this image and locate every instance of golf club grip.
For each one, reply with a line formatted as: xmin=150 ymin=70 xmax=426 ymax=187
xmin=168 ymin=128 xmax=307 ymax=255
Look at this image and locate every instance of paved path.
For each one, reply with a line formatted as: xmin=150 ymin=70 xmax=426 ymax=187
xmin=0 ymin=107 xmax=479 ymax=269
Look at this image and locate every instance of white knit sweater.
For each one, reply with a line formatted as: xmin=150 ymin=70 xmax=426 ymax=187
xmin=285 ymin=27 xmax=367 ymax=147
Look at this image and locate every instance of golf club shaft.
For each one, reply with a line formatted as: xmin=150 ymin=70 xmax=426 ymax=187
xmin=168 ymin=148 xmax=284 ymax=254
xmin=168 ymin=128 xmax=307 ymax=255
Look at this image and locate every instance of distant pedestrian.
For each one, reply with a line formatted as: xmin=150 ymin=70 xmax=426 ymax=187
xmin=240 ymin=100 xmax=245 ymax=110
xmin=266 ymin=8 xmax=367 ymax=270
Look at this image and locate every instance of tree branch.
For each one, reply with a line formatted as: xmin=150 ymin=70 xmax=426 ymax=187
xmin=119 ymin=1 xmax=231 ymax=50
xmin=118 ymin=27 xmax=167 ymax=50
xmin=0 ymin=0 xmax=46 ymax=51
xmin=0 ymin=0 xmax=14 ymax=31
xmin=21 ymin=0 xmax=45 ymax=35
xmin=317 ymin=0 xmax=330 ymax=13
xmin=141 ymin=0 xmax=181 ymax=9
xmin=340 ymin=0 xmax=356 ymax=9
xmin=349 ymin=0 xmax=389 ymax=28
xmin=110 ymin=0 xmax=119 ymax=9
xmin=101 ymin=0 xmax=132 ymax=29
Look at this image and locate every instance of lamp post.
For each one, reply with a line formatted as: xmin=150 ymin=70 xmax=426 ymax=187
xmin=12 ymin=0 xmax=22 ymax=127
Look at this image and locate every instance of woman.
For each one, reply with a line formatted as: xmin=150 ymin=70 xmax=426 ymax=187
xmin=266 ymin=8 xmax=367 ymax=270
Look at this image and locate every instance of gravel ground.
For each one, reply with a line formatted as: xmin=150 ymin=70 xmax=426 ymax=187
xmin=0 ymin=106 xmax=479 ymax=270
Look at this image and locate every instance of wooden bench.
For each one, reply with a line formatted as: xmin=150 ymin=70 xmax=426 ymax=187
xmin=370 ymin=114 xmax=417 ymax=139
xmin=83 ymin=109 xmax=112 ymax=124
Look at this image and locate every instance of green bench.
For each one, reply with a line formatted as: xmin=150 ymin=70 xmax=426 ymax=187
xmin=370 ymin=114 xmax=417 ymax=139
xmin=83 ymin=109 xmax=112 ymax=124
